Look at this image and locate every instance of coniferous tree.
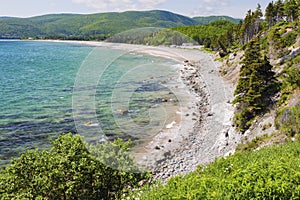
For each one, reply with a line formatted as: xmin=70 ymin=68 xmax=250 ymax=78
xmin=234 ymin=38 xmax=279 ymax=132
xmin=252 ymin=4 xmax=263 ymax=35
xmin=284 ymin=0 xmax=299 ymax=22
xmin=297 ymin=0 xmax=300 ymax=20
xmin=265 ymin=2 xmax=276 ymax=28
xmin=239 ymin=5 xmax=263 ymax=45
xmin=274 ymin=0 xmax=285 ymax=22
xmin=239 ymin=10 xmax=252 ymax=44
xmin=234 ymin=40 xmax=261 ymax=99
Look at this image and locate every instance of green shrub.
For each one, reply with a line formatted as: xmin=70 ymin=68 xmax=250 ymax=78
xmin=0 ymin=133 xmax=148 ymax=200
xmin=276 ymin=103 xmax=300 ymax=137
xmin=281 ymin=30 xmax=298 ymax=47
xmin=236 ymin=134 xmax=268 ymax=152
xmin=285 ymin=66 xmax=300 ymax=88
xmin=233 ymin=107 xmax=254 ymax=132
xmin=262 ymin=122 xmax=272 ymax=130
xmin=278 ymin=63 xmax=300 ymax=105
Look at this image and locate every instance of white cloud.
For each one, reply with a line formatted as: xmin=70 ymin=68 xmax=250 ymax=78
xmin=72 ymin=0 xmax=167 ymax=11
xmin=138 ymin=0 xmax=166 ymax=9
xmin=192 ymin=0 xmax=229 ymax=16
xmin=203 ymin=0 xmax=228 ymax=5
xmin=192 ymin=5 xmax=214 ymax=16
xmin=73 ymin=0 xmax=133 ymax=11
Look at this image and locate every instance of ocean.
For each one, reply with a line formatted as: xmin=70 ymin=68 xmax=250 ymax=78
xmin=0 ymin=40 xmax=182 ymax=166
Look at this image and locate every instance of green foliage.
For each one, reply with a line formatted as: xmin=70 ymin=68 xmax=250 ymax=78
xmin=0 ymin=18 xmax=44 ymax=38
xmin=262 ymin=122 xmax=273 ymax=130
xmin=267 ymin=22 xmax=298 ymax=58
xmin=173 ymin=20 xmax=237 ymax=50
xmin=107 ymin=28 xmax=195 ymax=46
xmin=233 ymin=108 xmax=255 ymax=132
xmin=143 ymin=29 xmax=195 ymax=46
xmin=0 ymin=133 xmax=148 ymax=199
xmin=107 ymin=20 xmax=237 ymax=47
xmin=238 ymin=4 xmax=263 ymax=45
xmin=0 ymin=12 xmax=241 ymax=42
xmin=0 ymin=10 xmax=197 ymax=39
xmin=278 ymin=53 xmax=300 ymax=105
xmin=236 ymin=134 xmax=272 ymax=152
xmin=265 ymin=1 xmax=276 ymax=28
xmin=89 ymin=138 xmax=142 ymax=173
xmin=192 ymin=16 xmax=241 ymax=25
xmin=266 ymin=0 xmax=300 ymax=26
xmin=283 ymin=0 xmax=299 ymax=22
xmin=233 ymin=38 xmax=279 ymax=132
xmin=282 ymin=30 xmax=298 ymax=47
xmin=129 ymin=140 xmax=300 ymax=199
xmin=276 ymin=103 xmax=300 ymax=137
xmin=283 ymin=65 xmax=300 ymax=88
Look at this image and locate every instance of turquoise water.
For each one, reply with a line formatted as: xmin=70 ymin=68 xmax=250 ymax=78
xmin=0 ymin=41 xmax=180 ymax=165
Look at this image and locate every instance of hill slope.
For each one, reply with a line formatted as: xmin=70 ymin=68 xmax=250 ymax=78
xmin=193 ymin=15 xmax=241 ymax=25
xmin=0 ymin=10 xmax=239 ymax=39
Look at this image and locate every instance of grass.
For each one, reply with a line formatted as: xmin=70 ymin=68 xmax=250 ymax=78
xmin=127 ymin=140 xmax=300 ymax=199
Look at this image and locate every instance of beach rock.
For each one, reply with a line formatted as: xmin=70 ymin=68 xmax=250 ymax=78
xmin=139 ymin=179 xmax=147 ymax=186
xmin=162 ymin=98 xmax=168 ymax=102
xmin=207 ymin=112 xmax=214 ymax=117
xmin=155 ymin=146 xmax=161 ymax=150
xmin=84 ymin=121 xmax=92 ymax=126
xmin=117 ymin=109 xmax=129 ymax=115
xmin=229 ymin=54 xmax=235 ymax=60
xmin=225 ymin=131 xmax=229 ymax=138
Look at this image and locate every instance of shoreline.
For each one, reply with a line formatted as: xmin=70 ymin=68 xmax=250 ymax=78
xmin=34 ymin=40 xmax=240 ymax=181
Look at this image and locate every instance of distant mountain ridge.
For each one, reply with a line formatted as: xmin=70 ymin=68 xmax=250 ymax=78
xmin=0 ymin=10 xmax=240 ymax=39
xmin=193 ymin=16 xmax=241 ymax=25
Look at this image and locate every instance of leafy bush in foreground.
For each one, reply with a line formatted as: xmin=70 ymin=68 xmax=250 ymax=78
xmin=129 ymin=140 xmax=300 ymax=199
xmin=0 ymin=133 xmax=147 ymax=200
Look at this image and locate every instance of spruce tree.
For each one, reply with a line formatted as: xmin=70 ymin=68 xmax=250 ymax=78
xmin=234 ymin=40 xmax=261 ymax=99
xmin=284 ymin=0 xmax=299 ymax=22
xmin=265 ymin=2 xmax=276 ymax=28
xmin=239 ymin=5 xmax=263 ymax=45
xmin=275 ymin=0 xmax=285 ymax=22
xmin=239 ymin=10 xmax=252 ymax=44
xmin=252 ymin=4 xmax=263 ymax=35
xmin=297 ymin=0 xmax=300 ymax=20
xmin=233 ymin=38 xmax=278 ymax=132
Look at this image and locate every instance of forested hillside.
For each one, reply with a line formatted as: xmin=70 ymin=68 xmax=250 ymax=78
xmin=107 ymin=20 xmax=237 ymax=48
xmin=192 ymin=15 xmax=241 ymax=25
xmin=218 ymin=1 xmax=299 ymax=136
xmin=0 ymin=10 xmax=239 ymax=40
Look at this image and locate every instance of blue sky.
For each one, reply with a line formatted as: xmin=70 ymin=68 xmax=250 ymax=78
xmin=0 ymin=0 xmax=272 ymax=18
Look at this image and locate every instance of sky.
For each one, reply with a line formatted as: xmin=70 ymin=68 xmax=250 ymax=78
xmin=0 ymin=0 xmax=273 ymax=18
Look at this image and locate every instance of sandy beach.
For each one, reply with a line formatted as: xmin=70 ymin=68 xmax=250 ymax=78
xmin=35 ymin=40 xmax=241 ymax=181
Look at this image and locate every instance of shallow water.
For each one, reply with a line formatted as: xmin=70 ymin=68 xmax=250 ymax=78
xmin=0 ymin=41 xmax=182 ymax=165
